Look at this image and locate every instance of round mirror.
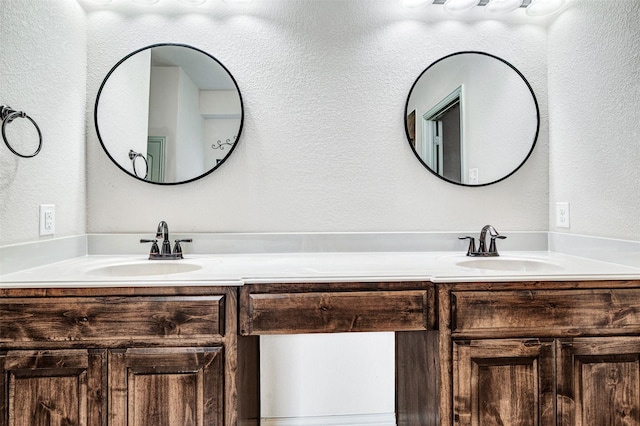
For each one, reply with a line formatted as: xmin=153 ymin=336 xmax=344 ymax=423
xmin=405 ymin=51 xmax=539 ymax=186
xmin=95 ymin=43 xmax=243 ymax=185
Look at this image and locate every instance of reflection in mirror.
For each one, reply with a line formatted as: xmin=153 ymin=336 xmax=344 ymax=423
xmin=95 ymin=44 xmax=243 ymax=185
xmin=129 ymin=149 xmax=148 ymax=179
xmin=405 ymin=51 xmax=539 ymax=186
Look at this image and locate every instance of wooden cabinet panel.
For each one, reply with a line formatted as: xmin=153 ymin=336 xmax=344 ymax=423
xmin=243 ymin=290 xmax=430 ymax=334
xmin=452 ymin=288 xmax=640 ymax=338
xmin=557 ymin=337 xmax=640 ymax=425
xmin=108 ymin=347 xmax=224 ymax=426
xmin=0 ymin=288 xmax=238 ymax=426
xmin=453 ymin=339 xmax=555 ymax=426
xmin=0 ymin=296 xmax=224 ymax=344
xmin=0 ymin=349 xmax=106 ymax=426
xmin=396 ymin=330 xmax=440 ymax=426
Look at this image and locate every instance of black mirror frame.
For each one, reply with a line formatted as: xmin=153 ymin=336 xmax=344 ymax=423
xmin=404 ymin=51 xmax=540 ymax=187
xmin=94 ymin=43 xmax=244 ymax=185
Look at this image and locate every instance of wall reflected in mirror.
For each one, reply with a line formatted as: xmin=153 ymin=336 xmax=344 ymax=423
xmin=95 ymin=44 xmax=243 ymax=185
xmin=405 ymin=51 xmax=539 ymax=186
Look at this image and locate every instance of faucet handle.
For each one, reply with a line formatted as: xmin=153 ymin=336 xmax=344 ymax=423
xmin=140 ymin=239 xmax=160 ymax=256
xmin=173 ymin=239 xmax=193 ymax=259
xmin=488 ymin=235 xmax=507 ymax=254
xmin=458 ymin=236 xmax=476 ymax=256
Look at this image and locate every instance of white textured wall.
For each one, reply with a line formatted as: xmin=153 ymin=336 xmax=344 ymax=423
xmin=548 ymin=0 xmax=640 ymax=240
xmin=0 ymin=1 xmax=87 ymax=245
xmin=85 ymin=1 xmax=549 ymax=235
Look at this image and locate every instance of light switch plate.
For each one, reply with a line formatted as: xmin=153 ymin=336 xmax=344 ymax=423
xmin=468 ymin=168 xmax=479 ymax=185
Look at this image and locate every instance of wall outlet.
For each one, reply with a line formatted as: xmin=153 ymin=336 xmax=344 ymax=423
xmin=556 ymin=202 xmax=570 ymax=229
xmin=39 ymin=205 xmax=55 ymax=236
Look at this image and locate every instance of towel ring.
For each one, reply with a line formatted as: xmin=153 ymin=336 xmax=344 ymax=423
xmin=0 ymin=105 xmax=42 ymax=158
xmin=129 ymin=149 xmax=148 ymax=179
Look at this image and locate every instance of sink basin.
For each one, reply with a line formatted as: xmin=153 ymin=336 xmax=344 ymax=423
xmin=456 ymin=258 xmax=564 ymax=272
xmin=86 ymin=262 xmax=203 ymax=277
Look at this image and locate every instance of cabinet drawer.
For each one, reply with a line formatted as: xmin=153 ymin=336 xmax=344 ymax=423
xmin=452 ymin=288 xmax=640 ymax=338
xmin=0 ymin=296 xmax=224 ymax=343
xmin=242 ymin=290 xmax=429 ymax=335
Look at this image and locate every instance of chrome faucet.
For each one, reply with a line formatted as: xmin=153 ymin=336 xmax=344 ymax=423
xmin=140 ymin=221 xmax=192 ymax=260
xmin=459 ymin=225 xmax=506 ymax=257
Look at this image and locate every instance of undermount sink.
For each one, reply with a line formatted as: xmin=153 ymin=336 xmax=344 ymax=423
xmin=86 ymin=262 xmax=203 ymax=277
xmin=456 ymin=257 xmax=564 ymax=272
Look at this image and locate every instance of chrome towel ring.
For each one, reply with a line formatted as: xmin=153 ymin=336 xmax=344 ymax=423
xmin=129 ymin=149 xmax=148 ymax=179
xmin=0 ymin=105 xmax=42 ymax=158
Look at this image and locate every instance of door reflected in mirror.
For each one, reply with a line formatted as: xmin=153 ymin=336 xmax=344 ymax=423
xmin=423 ymin=85 xmax=463 ymax=182
xmin=405 ymin=51 xmax=539 ymax=186
xmin=95 ymin=43 xmax=243 ymax=185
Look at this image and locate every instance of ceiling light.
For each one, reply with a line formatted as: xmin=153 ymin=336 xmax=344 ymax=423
xmin=86 ymin=0 xmax=113 ymax=4
xmin=399 ymin=0 xmax=432 ymax=8
xmin=131 ymin=0 xmax=159 ymax=4
xmin=485 ymin=0 xmax=523 ymax=14
xmin=526 ymin=0 xmax=565 ymax=16
xmin=178 ymin=0 xmax=206 ymax=4
xmin=443 ymin=0 xmax=481 ymax=13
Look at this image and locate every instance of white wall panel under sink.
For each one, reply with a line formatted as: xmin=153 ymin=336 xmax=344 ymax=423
xmin=261 ymin=413 xmax=396 ymax=426
xmin=260 ymin=333 xmax=395 ymax=419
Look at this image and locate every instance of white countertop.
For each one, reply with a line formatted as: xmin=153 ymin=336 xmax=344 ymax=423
xmin=2 ymin=251 xmax=640 ymax=288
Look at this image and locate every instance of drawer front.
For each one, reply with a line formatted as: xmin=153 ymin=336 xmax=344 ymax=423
xmin=452 ymin=289 xmax=640 ymax=338
xmin=243 ymin=290 xmax=429 ymax=335
xmin=0 ymin=296 xmax=224 ymax=343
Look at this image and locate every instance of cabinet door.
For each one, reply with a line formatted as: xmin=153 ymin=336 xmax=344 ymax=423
xmin=453 ymin=339 xmax=555 ymax=426
xmin=108 ymin=347 xmax=223 ymax=426
xmin=558 ymin=337 xmax=640 ymax=425
xmin=0 ymin=349 xmax=106 ymax=426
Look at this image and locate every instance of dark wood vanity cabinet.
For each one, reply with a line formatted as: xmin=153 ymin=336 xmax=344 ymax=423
xmin=0 ymin=348 xmax=106 ymax=425
xmin=0 ymin=281 xmax=432 ymax=426
xmin=241 ymin=279 xmax=640 ymax=426
xmin=557 ymin=336 xmax=640 ymax=425
xmin=5 ymin=279 xmax=640 ymax=425
xmin=435 ymin=281 xmax=640 ymax=426
xmin=450 ymin=336 xmax=640 ymax=426
xmin=0 ymin=286 xmax=259 ymax=426
xmin=0 ymin=347 xmax=226 ymax=426
xmin=452 ymin=338 xmax=556 ymax=425
xmin=108 ymin=346 xmax=224 ymax=426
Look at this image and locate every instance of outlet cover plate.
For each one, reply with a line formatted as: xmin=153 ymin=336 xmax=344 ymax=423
xmin=39 ymin=204 xmax=55 ymax=236
xmin=556 ymin=202 xmax=570 ymax=229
